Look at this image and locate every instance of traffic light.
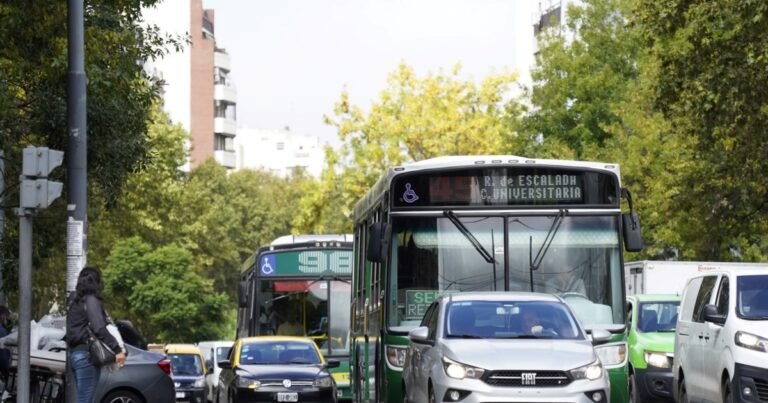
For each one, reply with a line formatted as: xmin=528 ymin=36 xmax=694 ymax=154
xmin=19 ymin=146 xmax=64 ymax=209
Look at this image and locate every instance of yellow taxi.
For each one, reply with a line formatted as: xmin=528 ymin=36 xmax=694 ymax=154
xmin=165 ymin=344 xmax=209 ymax=403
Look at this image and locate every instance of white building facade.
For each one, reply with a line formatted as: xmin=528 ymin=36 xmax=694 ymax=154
xmin=235 ymin=128 xmax=325 ymax=178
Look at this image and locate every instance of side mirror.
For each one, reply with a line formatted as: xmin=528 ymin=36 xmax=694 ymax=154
xmin=325 ymin=359 xmax=341 ymax=369
xmin=703 ymin=304 xmax=726 ymax=326
xmin=218 ymin=360 xmax=232 ymax=370
xmin=588 ymin=328 xmax=612 ymax=345
xmin=408 ymin=326 xmax=430 ymax=344
xmin=622 ymin=213 xmax=644 ymax=252
xmin=366 ymin=222 xmax=388 ymax=263
xmin=205 ymin=360 xmax=213 ymax=372
xmin=238 ymin=281 xmax=248 ymax=308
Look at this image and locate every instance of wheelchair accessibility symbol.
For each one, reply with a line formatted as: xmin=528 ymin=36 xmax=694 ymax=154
xmin=261 ymin=254 xmax=276 ymax=276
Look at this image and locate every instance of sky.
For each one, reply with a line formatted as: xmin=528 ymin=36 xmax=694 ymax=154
xmin=204 ymin=0 xmax=537 ymax=146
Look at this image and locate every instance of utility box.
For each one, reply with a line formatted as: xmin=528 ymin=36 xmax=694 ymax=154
xmin=624 ymin=260 xmax=768 ymax=296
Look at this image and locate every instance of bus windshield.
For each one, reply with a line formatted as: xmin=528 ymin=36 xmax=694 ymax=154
xmin=388 ymin=215 xmax=623 ymax=332
xmin=258 ymin=279 xmax=351 ymax=356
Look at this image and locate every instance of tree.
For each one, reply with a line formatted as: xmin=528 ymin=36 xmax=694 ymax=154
xmin=635 ymin=0 xmax=768 ymax=260
xmin=293 ymin=63 xmax=523 ymax=232
xmin=104 ymin=237 xmax=229 ymax=342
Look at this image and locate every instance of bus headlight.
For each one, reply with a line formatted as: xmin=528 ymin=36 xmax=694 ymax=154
xmin=594 ymin=342 xmax=627 ymax=367
xmin=735 ymin=331 xmax=767 ymax=352
xmin=571 ymin=361 xmax=603 ymax=381
xmin=442 ymin=357 xmax=485 ymax=380
xmin=644 ymin=351 xmax=671 ymax=368
xmin=386 ymin=345 xmax=408 ymax=368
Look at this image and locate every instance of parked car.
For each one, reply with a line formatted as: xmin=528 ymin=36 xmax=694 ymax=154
xmin=166 ymin=344 xmax=209 ymax=403
xmin=401 ymin=292 xmax=612 ymax=403
xmin=196 ymin=340 xmax=234 ymax=402
xmin=673 ymin=267 xmax=768 ymax=403
xmin=216 ymin=336 xmax=339 ymax=403
xmin=627 ymin=294 xmax=680 ymax=403
xmin=1 ymin=317 xmax=175 ymax=403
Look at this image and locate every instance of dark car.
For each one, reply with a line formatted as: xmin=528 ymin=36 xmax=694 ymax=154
xmin=216 ymin=336 xmax=338 ymax=403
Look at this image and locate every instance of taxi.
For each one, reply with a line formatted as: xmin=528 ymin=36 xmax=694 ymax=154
xmin=165 ymin=343 xmax=209 ymax=403
xmin=216 ymin=336 xmax=339 ymax=403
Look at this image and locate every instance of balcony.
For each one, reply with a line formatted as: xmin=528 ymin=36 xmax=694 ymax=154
xmin=214 ymin=150 xmax=236 ymax=169
xmin=215 ymin=83 xmax=236 ymax=104
xmin=215 ymin=51 xmax=231 ymax=71
xmin=214 ymin=117 xmax=237 ymax=136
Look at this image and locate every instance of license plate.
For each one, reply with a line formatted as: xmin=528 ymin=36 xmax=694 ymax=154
xmin=277 ymin=392 xmax=298 ymax=402
xmin=175 ymin=392 xmax=185 ymax=398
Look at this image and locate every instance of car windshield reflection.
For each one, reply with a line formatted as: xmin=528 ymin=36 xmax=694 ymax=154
xmin=445 ymin=300 xmax=583 ymax=340
xmin=239 ymin=341 xmax=322 ymax=365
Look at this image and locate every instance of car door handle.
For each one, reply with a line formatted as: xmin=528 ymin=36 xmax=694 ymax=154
xmin=698 ymin=334 xmax=704 ymax=339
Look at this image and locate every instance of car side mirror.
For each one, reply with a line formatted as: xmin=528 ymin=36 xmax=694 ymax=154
xmin=703 ymin=304 xmax=726 ymax=326
xmin=218 ymin=360 xmax=232 ymax=370
xmin=205 ymin=360 xmax=213 ymax=372
xmin=408 ymin=326 xmax=430 ymax=344
xmin=326 ymin=359 xmax=341 ymax=369
xmin=587 ymin=328 xmax=612 ymax=345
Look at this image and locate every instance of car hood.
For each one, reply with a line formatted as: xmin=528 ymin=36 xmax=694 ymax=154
xmin=441 ymin=339 xmax=596 ymax=371
xmin=634 ymin=331 xmax=675 ymax=353
xmin=236 ymin=364 xmax=326 ymax=380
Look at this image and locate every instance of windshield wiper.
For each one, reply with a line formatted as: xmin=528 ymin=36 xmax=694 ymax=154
xmin=443 ymin=211 xmax=495 ymax=264
xmin=495 ymin=335 xmax=547 ymax=339
xmin=447 ymin=333 xmax=483 ymax=339
xmin=529 ymin=209 xmax=567 ymax=272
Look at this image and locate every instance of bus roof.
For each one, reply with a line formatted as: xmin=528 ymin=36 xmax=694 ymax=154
xmin=271 ymin=234 xmax=354 ymax=245
xmin=353 ymin=155 xmax=622 ymax=219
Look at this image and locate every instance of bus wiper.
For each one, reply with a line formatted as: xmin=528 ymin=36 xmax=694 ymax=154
xmin=529 ymin=209 xmax=567 ymax=272
xmin=444 ymin=211 xmax=495 ymax=264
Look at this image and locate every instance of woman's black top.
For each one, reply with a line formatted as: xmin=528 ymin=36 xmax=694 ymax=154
xmin=65 ymin=294 xmax=123 ymax=354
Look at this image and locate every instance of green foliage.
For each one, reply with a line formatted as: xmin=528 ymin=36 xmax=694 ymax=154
xmin=104 ymin=237 xmax=229 ymax=342
xmin=635 ymin=0 xmax=768 ymax=259
xmin=293 ymin=63 xmax=524 ymax=232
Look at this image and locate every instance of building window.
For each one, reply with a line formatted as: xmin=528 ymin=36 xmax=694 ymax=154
xmin=215 ymin=134 xmax=232 ymax=151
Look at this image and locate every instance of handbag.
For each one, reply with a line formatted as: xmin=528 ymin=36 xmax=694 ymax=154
xmin=83 ymin=302 xmax=117 ymax=367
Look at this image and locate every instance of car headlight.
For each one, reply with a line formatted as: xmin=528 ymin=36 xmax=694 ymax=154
xmin=236 ymin=376 xmax=261 ymax=389
xmin=644 ymin=351 xmax=671 ymax=369
xmin=571 ymin=360 xmax=603 ymax=381
xmin=386 ymin=345 xmax=408 ymax=368
xmin=594 ymin=342 xmax=627 ymax=367
xmin=735 ymin=331 xmax=767 ymax=352
xmin=314 ymin=376 xmax=334 ymax=388
xmin=442 ymin=357 xmax=485 ymax=380
xmin=194 ymin=377 xmax=206 ymax=388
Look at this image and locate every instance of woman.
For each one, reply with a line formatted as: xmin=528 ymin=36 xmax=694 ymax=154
xmin=65 ymin=267 xmax=126 ymax=403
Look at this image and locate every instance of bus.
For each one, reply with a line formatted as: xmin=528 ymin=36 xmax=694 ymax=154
xmin=237 ymin=234 xmax=355 ymax=400
xmin=349 ymin=156 xmax=643 ymax=403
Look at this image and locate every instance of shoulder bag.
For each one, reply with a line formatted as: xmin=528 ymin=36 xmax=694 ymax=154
xmin=83 ymin=302 xmax=117 ymax=367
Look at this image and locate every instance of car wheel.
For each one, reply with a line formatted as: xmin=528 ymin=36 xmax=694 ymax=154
xmin=724 ymin=378 xmax=734 ymax=403
xmin=630 ymin=373 xmax=641 ymax=403
xmin=102 ymin=389 xmax=144 ymax=403
xmin=428 ymin=383 xmax=436 ymax=403
xmin=678 ymin=379 xmax=689 ymax=403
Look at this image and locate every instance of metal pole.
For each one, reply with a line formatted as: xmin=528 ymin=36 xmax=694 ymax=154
xmin=16 ymin=210 xmax=32 ymax=403
xmin=0 ymin=150 xmax=5 ymax=306
xmin=67 ymin=0 xmax=88 ymax=401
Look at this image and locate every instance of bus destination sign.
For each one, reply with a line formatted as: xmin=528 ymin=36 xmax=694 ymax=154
xmin=393 ymin=168 xmax=618 ymax=207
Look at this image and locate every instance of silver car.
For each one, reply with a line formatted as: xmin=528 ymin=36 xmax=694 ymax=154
xmin=402 ymin=292 xmax=611 ymax=403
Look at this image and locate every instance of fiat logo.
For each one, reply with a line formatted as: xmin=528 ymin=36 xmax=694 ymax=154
xmin=283 ymin=379 xmax=292 ymax=388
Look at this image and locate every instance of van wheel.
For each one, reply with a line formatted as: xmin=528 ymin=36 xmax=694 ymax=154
xmin=678 ymin=380 xmax=689 ymax=403
xmin=630 ymin=373 xmax=641 ymax=403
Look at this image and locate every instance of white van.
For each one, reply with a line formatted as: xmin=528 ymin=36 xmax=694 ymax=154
xmin=196 ymin=340 xmax=233 ymax=402
xmin=672 ymin=266 xmax=768 ymax=403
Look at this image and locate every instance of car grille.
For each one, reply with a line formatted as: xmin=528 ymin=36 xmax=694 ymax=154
xmin=754 ymin=378 xmax=768 ymax=401
xmin=484 ymin=370 xmax=571 ymax=387
xmin=258 ymin=379 xmax=314 ymax=387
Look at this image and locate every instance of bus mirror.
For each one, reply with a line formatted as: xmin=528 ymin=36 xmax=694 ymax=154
xmin=238 ymin=281 xmax=248 ymax=308
xmin=622 ymin=212 xmax=644 ymax=252
xmin=366 ymin=222 xmax=388 ymax=263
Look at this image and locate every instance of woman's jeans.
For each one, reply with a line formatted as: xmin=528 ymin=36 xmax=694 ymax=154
xmin=70 ymin=350 xmax=101 ymax=403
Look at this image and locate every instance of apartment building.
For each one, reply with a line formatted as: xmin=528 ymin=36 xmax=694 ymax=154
xmin=143 ymin=0 xmax=237 ymax=170
xmin=235 ymin=127 xmax=325 ymax=178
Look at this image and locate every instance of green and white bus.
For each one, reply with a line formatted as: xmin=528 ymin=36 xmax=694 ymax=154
xmin=237 ymin=234 xmax=355 ymax=400
xmin=349 ymin=156 xmax=643 ymax=403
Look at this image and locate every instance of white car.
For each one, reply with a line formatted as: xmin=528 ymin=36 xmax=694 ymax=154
xmin=402 ymin=292 xmax=612 ymax=403
xmin=195 ymin=340 xmax=233 ymax=403
xmin=672 ymin=267 xmax=768 ymax=403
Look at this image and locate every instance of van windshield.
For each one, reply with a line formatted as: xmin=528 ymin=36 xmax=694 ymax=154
xmin=737 ymin=275 xmax=768 ymax=319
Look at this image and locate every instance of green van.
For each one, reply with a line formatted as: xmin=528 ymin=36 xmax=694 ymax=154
xmin=626 ymin=294 xmax=680 ymax=403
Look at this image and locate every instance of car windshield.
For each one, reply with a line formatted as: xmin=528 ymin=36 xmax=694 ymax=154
xmin=169 ymin=353 xmax=204 ymax=376
xmin=444 ymin=300 xmax=583 ymax=340
xmin=737 ymin=275 xmax=768 ymax=319
xmin=239 ymin=340 xmax=322 ymax=365
xmin=637 ymin=301 xmax=679 ymax=332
